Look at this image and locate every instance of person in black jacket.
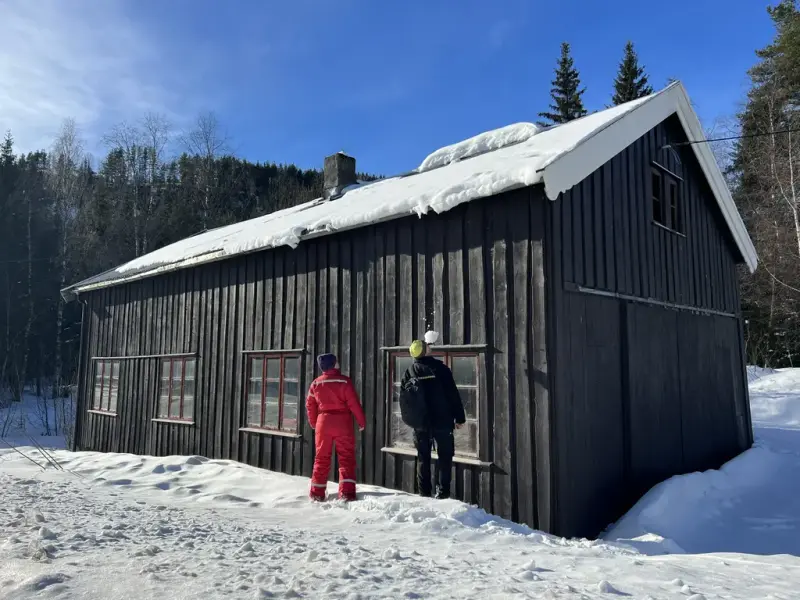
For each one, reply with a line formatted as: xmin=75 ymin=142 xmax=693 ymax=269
xmin=401 ymin=339 xmax=466 ymax=499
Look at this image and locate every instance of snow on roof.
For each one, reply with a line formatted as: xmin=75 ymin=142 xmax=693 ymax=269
xmin=63 ymin=82 xmax=757 ymax=298
xmin=417 ymin=122 xmax=542 ymax=173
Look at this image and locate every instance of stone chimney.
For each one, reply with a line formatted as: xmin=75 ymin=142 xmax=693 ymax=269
xmin=323 ymin=152 xmax=357 ymax=199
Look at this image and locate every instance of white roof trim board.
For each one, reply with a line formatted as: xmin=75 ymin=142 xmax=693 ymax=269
xmin=63 ymin=82 xmax=757 ymax=299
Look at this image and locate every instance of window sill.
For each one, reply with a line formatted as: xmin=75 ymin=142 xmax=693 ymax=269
xmin=152 ymin=418 xmax=195 ymax=426
xmin=381 ymin=446 xmax=492 ymax=468
xmin=239 ymin=427 xmax=302 ymax=439
xmin=88 ymin=409 xmax=117 ymax=417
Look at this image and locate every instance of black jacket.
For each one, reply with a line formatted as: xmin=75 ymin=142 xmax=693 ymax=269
xmin=401 ymin=356 xmax=466 ymax=431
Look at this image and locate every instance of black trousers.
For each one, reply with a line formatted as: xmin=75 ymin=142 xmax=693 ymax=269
xmin=413 ymin=429 xmax=455 ymax=496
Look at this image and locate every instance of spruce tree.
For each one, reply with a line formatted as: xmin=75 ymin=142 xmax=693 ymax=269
xmin=1 ymin=131 xmax=13 ymax=167
xmin=611 ymin=41 xmax=654 ymax=105
xmin=538 ymin=42 xmax=588 ymax=125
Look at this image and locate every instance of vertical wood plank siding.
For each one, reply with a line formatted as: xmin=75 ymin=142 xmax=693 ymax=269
xmin=75 ymin=187 xmax=550 ymax=532
xmin=553 ymin=116 xmax=742 ymax=312
xmin=545 ymin=116 xmax=752 ymax=538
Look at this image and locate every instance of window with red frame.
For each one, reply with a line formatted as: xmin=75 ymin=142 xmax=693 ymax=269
xmin=92 ymin=360 xmax=120 ymax=413
xmin=158 ymin=357 xmax=196 ymax=421
xmin=389 ymin=351 xmax=479 ymax=457
xmin=245 ymin=354 xmax=301 ymax=432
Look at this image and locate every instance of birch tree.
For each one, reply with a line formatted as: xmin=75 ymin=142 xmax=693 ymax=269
xmin=49 ymin=120 xmax=90 ymax=399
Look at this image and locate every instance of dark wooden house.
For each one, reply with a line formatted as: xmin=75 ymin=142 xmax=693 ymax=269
xmin=62 ymin=83 xmax=757 ymax=539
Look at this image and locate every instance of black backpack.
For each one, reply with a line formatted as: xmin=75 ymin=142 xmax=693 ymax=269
xmin=399 ymin=366 xmax=434 ymax=430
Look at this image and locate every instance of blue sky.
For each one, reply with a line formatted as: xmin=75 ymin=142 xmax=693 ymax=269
xmin=0 ymin=0 xmax=777 ymax=176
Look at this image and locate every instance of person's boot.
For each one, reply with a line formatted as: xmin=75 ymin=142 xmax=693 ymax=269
xmin=434 ymin=486 xmax=450 ymax=500
xmin=309 ymin=486 xmax=326 ymax=502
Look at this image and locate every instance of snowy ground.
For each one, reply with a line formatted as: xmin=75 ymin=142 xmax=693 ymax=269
xmin=2 ymin=373 xmax=800 ymax=599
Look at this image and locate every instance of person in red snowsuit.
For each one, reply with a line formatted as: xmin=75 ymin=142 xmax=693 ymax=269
xmin=306 ymin=353 xmax=366 ymax=501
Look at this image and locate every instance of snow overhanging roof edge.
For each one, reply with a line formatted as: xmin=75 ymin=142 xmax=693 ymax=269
xmin=62 ymin=82 xmax=757 ymax=300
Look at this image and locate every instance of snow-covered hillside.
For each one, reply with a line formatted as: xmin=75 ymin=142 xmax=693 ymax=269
xmin=2 ymin=371 xmax=800 ymax=599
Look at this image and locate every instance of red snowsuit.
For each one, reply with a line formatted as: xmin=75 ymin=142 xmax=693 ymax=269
xmin=306 ymin=369 xmax=366 ymax=500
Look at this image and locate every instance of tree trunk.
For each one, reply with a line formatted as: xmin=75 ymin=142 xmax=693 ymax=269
xmin=19 ymin=186 xmax=34 ymax=407
xmin=53 ymin=221 xmax=68 ymax=420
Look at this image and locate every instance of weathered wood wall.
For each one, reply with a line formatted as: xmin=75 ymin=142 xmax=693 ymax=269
xmin=75 ymin=187 xmax=552 ymax=531
xmin=544 ymin=116 xmax=753 ymax=538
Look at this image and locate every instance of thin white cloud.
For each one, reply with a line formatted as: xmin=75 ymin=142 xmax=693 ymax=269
xmin=0 ymin=0 xmax=200 ymax=155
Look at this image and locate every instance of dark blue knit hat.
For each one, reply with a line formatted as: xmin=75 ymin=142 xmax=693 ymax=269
xmin=317 ymin=353 xmax=337 ymax=372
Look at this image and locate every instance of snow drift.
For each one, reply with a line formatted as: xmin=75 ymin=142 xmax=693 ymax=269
xmin=416 ymin=123 xmax=541 ymax=173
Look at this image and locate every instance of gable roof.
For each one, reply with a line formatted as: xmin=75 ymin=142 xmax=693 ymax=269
xmin=62 ymin=82 xmax=757 ymax=300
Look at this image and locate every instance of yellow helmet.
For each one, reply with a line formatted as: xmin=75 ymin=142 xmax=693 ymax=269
xmin=409 ymin=339 xmax=426 ymax=359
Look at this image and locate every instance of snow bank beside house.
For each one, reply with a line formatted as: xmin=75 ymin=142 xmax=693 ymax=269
xmin=606 ymin=368 xmax=800 ymax=557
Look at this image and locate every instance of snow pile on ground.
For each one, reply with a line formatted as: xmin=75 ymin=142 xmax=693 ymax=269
xmin=606 ymin=367 xmax=800 ymax=561
xmin=749 ymin=368 xmax=800 ymax=428
xmin=416 ymin=123 xmax=541 ymax=173
xmin=3 ymin=368 xmax=800 ymax=598
xmin=747 ymin=365 xmax=777 ymax=383
xmin=3 ymin=446 xmax=797 ymax=599
xmin=71 ymin=92 xmax=656 ymax=290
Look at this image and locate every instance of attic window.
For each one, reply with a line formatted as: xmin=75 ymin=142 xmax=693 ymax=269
xmin=651 ymin=163 xmax=683 ymax=233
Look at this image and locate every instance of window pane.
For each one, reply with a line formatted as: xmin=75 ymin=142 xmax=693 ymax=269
xmin=264 ymin=397 xmax=280 ymax=429
xmin=282 ymin=379 xmax=299 ymax=432
xmin=171 ymin=360 xmax=184 ymax=382
xmin=394 ymin=356 xmax=413 ymax=383
xmin=284 ymin=381 xmax=299 ymax=401
xmin=284 ymin=357 xmax=300 ymax=381
xmin=169 ymin=390 xmax=181 ymax=418
xmin=265 ymin=381 xmax=279 ymax=401
xmin=93 ymin=384 xmax=103 ymax=409
xmin=652 ymin=170 xmax=664 ymax=224
xmin=652 ymin=171 xmax=661 ymax=200
xmin=247 ymin=379 xmax=263 ymax=401
xmin=246 ymin=395 xmax=262 ymax=427
xmin=455 ymin=421 xmax=478 ymax=456
xmin=108 ymin=383 xmax=118 ymax=413
xmin=669 ymin=182 xmax=680 ymax=231
xmin=183 ymin=379 xmax=195 ymax=402
xmin=391 ymin=413 xmax=413 ymax=447
xmin=391 ymin=384 xmax=402 ymax=411
xmin=451 ymin=356 xmax=478 ymax=387
xmin=250 ymin=357 xmax=264 ymax=380
xmin=159 ymin=378 xmax=170 ymax=403
xmin=111 ymin=361 xmax=121 ymax=379
xmin=458 ymin=388 xmax=478 ymax=420
xmin=182 ymin=394 xmax=194 ymax=420
xmin=158 ymin=394 xmax=169 ymax=418
xmin=101 ymin=366 xmax=112 ymax=411
xmin=161 ymin=361 xmax=171 ymax=379
xmin=281 ymin=400 xmax=298 ymax=432
xmin=184 ymin=359 xmax=196 ymax=380
xmin=266 ymin=359 xmax=280 ymax=381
